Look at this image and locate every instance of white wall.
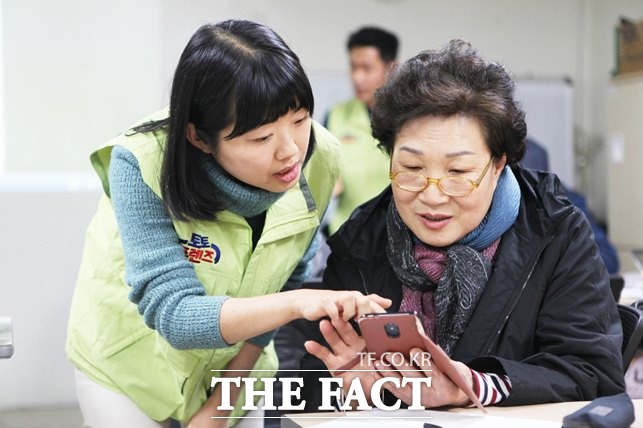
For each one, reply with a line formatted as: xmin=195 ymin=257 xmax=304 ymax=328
xmin=2 ymin=0 xmax=643 ymax=410
xmin=0 ymin=187 xmax=101 ymax=409
xmin=4 ymin=0 xmax=643 ymax=213
xmin=2 ymin=0 xmax=166 ymax=172
xmin=0 ymin=1 xmax=4 ymax=172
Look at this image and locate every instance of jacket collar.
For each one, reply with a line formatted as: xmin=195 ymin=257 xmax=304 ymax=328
xmin=453 ymin=167 xmax=576 ymax=358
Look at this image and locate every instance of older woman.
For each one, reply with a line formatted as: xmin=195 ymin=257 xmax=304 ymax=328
xmin=302 ymin=39 xmax=624 ymax=409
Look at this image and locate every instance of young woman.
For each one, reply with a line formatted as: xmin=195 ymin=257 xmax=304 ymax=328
xmin=302 ymin=39 xmax=624 ymax=410
xmin=66 ymin=19 xmax=389 ymax=428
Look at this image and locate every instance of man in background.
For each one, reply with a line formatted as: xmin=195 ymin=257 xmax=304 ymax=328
xmin=325 ymin=26 xmax=399 ymax=235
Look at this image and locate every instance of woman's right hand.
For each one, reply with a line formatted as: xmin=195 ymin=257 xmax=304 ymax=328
xmin=219 ymin=289 xmax=390 ymax=345
xmin=295 ymin=289 xmax=391 ymax=322
xmin=305 ymin=317 xmax=383 ymax=407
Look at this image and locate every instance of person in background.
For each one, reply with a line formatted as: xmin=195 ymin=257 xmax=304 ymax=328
xmin=522 ymin=138 xmax=620 ymax=274
xmin=66 ymin=19 xmax=390 ymax=428
xmin=301 ymin=39 xmax=624 ymax=410
xmin=521 ymin=137 xmax=550 ymax=171
xmin=325 ymin=26 xmax=399 ymax=235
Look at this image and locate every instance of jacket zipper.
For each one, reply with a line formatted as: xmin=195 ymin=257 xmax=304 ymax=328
xmin=483 ymin=235 xmax=556 ymax=354
xmin=335 ymin=252 xmax=370 ymax=296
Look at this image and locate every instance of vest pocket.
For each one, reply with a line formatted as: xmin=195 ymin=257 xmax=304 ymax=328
xmin=158 ymin=337 xmax=218 ymax=379
xmin=96 ymin=291 xmax=151 ymax=360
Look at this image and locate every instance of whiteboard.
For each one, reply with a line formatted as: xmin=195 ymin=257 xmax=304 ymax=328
xmin=309 ymin=73 xmax=574 ymax=187
xmin=514 ymin=78 xmax=575 ymax=187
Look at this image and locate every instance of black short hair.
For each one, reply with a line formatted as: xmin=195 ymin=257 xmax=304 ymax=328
xmin=371 ymin=39 xmax=526 ymax=165
xmin=131 ymin=20 xmax=316 ymax=221
xmin=347 ymin=26 xmax=399 ymax=63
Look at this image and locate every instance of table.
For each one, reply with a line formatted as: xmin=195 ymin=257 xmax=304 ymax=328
xmin=282 ymin=399 xmax=643 ymax=427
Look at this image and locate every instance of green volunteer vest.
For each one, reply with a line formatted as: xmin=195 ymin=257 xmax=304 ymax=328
xmin=66 ymin=112 xmax=339 ymax=423
xmin=325 ymin=99 xmax=390 ymax=234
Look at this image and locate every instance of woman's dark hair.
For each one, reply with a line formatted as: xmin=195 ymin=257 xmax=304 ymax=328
xmin=371 ymin=39 xmax=526 ymax=165
xmin=132 ymin=20 xmax=315 ymax=221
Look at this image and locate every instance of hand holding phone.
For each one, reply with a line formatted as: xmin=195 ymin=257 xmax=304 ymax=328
xmin=357 ymin=312 xmax=484 ymax=411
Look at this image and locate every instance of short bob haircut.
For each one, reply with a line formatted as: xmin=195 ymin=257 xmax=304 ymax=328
xmin=132 ymin=19 xmax=316 ymax=221
xmin=371 ymin=39 xmax=527 ymax=166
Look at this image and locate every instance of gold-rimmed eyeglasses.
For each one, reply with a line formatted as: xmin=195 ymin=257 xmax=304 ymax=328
xmin=389 ymin=157 xmax=495 ymax=197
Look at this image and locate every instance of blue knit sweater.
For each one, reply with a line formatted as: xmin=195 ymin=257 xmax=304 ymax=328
xmin=109 ymin=145 xmax=318 ymax=349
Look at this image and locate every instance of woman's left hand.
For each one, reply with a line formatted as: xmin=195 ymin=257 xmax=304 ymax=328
xmin=185 ymin=342 xmax=262 ymax=427
xmin=305 ymin=317 xmax=367 ymax=371
xmin=305 ymin=317 xmax=383 ymax=406
xmin=376 ymin=347 xmax=472 ymax=408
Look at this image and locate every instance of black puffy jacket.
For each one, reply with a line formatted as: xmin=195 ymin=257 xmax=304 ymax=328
xmin=301 ymin=167 xmax=624 ymax=407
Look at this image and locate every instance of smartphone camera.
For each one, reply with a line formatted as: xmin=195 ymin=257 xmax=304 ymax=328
xmin=384 ymin=322 xmax=400 ymax=338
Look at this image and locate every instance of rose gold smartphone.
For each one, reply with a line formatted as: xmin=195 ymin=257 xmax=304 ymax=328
xmin=358 ymin=311 xmax=485 ymax=411
xmin=357 ymin=312 xmax=426 ymax=358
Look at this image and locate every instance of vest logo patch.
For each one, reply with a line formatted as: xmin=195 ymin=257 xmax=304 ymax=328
xmin=179 ymin=233 xmax=221 ymax=264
